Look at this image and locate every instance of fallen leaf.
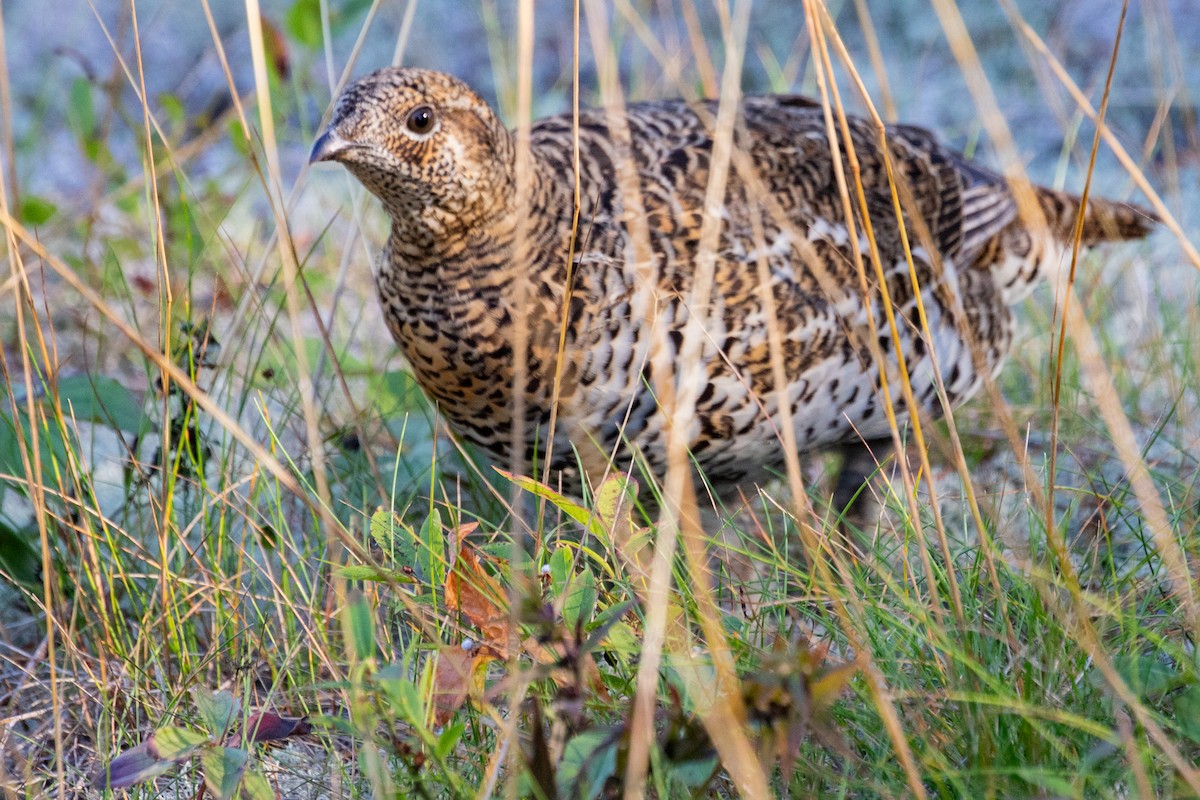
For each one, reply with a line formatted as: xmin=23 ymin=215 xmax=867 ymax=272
xmin=92 ymin=726 xmax=207 ymax=790
xmin=445 ymin=542 xmax=513 ymax=656
xmin=234 ymin=711 xmax=312 ymax=746
xmin=92 ymin=741 xmax=172 ymax=790
xmin=432 ymin=643 xmax=494 ymax=726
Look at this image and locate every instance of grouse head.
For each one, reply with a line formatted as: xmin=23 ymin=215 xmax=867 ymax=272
xmin=311 ymin=67 xmax=514 ymax=229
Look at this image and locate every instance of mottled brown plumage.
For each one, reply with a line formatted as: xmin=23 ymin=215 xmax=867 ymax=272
xmin=311 ymin=67 xmax=1155 ymax=514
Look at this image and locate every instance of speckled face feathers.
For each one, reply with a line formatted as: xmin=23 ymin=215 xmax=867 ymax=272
xmin=314 ymin=66 xmax=1156 ymax=500
xmin=312 ymin=69 xmax=514 ymax=232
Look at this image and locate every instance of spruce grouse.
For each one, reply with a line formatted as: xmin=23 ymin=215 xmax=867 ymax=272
xmin=311 ymin=67 xmax=1155 ymax=521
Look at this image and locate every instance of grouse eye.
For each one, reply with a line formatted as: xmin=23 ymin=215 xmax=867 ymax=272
xmin=405 ymin=105 xmax=435 ymax=135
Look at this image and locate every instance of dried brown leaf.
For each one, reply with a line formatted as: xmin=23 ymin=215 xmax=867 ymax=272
xmin=432 ymin=644 xmax=494 ymax=726
xmin=445 ymin=542 xmax=513 ymax=656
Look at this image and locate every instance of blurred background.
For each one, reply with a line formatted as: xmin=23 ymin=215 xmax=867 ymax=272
xmin=5 ymin=0 xmax=1195 ymax=200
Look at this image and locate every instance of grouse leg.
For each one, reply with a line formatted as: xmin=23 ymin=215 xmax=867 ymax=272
xmin=831 ymin=437 xmax=894 ymax=548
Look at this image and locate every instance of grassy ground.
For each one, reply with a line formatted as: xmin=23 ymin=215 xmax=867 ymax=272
xmin=1 ymin=1 xmax=1198 ymax=797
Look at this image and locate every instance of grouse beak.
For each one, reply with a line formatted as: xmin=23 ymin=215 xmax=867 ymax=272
xmin=309 ymin=129 xmax=354 ymax=164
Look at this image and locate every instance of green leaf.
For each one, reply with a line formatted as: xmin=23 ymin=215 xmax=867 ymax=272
xmin=1108 ymin=654 xmax=1176 ymax=700
xmin=55 ymin=374 xmax=145 ymax=432
xmin=557 ymin=730 xmax=618 ymax=799
xmin=67 ymin=77 xmax=96 ymax=140
xmin=0 ymin=405 xmax=73 ymax=504
xmin=500 ymin=470 xmax=599 ymax=534
xmin=435 ymin=720 xmax=465 ymax=759
xmin=342 ymin=592 xmax=376 ymax=664
xmin=420 ymin=508 xmax=445 ymax=590
xmin=367 ymin=370 xmax=430 ymax=416
xmin=1175 ymin=684 xmax=1200 ymax=742
xmin=369 ymin=507 xmax=396 ymax=552
xmin=378 ymin=668 xmax=426 ymax=727
xmin=227 ymin=118 xmax=250 ymax=157
xmin=0 ymin=407 xmax=23 ymax=475
xmin=562 ymin=567 xmax=597 ymax=631
xmin=160 ymin=92 xmax=186 ymax=129
xmin=152 ymin=726 xmax=209 ymax=761
xmin=597 ymin=619 xmax=641 ymax=657
xmin=593 ymin=474 xmax=637 ymax=530
xmin=0 ymin=518 xmax=40 ymax=590
xmin=193 ymin=689 xmax=237 ymax=738
xmin=550 ymin=545 xmax=572 ymax=596
xmin=286 ymin=0 xmax=323 ymax=49
xmin=338 ymin=564 xmax=409 ymax=583
xmin=83 ymin=137 xmax=103 ymax=163
xmin=201 ymin=746 xmax=249 ymax=800
xmin=237 ymin=768 xmax=274 ymax=800
xmin=18 ymin=195 xmax=57 ymax=226
xmin=1013 ymin=769 xmax=1077 ymax=797
xmin=258 ymin=337 xmax=366 ymax=386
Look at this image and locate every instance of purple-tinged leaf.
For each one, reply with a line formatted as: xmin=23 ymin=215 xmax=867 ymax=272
xmin=91 ymin=725 xmax=208 ymax=790
xmin=234 ymin=711 xmax=312 ymax=746
xmin=91 ymin=741 xmax=173 ymax=789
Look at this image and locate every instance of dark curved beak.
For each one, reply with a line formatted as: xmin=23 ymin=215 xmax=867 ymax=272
xmin=309 ymin=130 xmax=352 ymax=164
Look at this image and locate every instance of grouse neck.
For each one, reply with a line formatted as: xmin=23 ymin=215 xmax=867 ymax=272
xmin=383 ymin=157 xmax=566 ymax=286
xmin=382 ymin=202 xmax=516 ymax=285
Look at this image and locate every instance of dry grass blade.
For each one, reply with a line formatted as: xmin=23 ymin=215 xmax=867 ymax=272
xmin=816 ymin=5 xmax=1021 ymax=651
xmin=2 ymin=1 xmax=1195 ymax=795
xmin=927 ymin=0 xmax=1200 ymax=791
xmin=0 ymin=213 xmax=382 ymax=582
xmin=0 ymin=152 xmax=65 ymax=800
xmin=817 ymin=6 xmax=968 ymax=627
xmin=1047 ymin=0 xmax=1197 ymax=639
xmin=998 ymin=0 xmax=1200 ymax=273
xmin=799 ymin=6 xmax=930 ymax=796
xmin=243 ymin=0 xmax=333 ymax=523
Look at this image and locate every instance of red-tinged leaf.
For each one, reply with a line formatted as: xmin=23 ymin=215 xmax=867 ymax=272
xmin=432 ymin=643 xmax=494 ymax=726
xmin=800 ymin=640 xmax=831 ymax=671
xmin=259 ymin=17 xmax=291 ymax=79
xmin=92 ymin=741 xmax=173 ymax=790
xmin=445 ymin=542 xmax=512 ymax=656
xmin=432 ymin=644 xmax=475 ymax=726
xmin=518 ymin=636 xmax=610 ymax=701
xmin=91 ymin=725 xmax=209 ymax=790
xmin=453 ymin=521 xmax=480 ymax=539
xmin=579 ymin=651 xmax=612 ymax=702
xmin=235 ymin=711 xmax=312 ymax=746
